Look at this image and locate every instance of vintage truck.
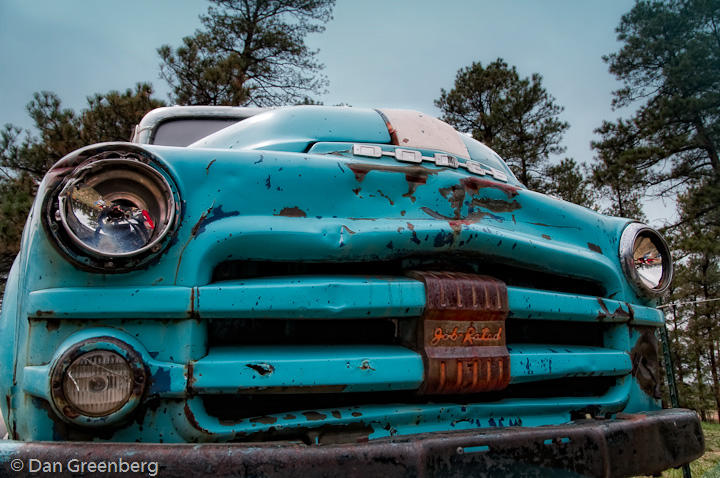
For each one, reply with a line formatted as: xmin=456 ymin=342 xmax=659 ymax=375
xmin=0 ymin=105 xmax=704 ymax=476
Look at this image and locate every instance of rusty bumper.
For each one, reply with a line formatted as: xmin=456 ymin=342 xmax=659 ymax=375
xmin=0 ymin=409 xmax=703 ymax=478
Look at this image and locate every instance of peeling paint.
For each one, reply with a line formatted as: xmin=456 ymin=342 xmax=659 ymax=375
xmin=246 ymin=363 xmax=275 ymax=376
xmin=303 ymin=411 xmax=327 ymax=421
xmin=587 ymin=243 xmax=603 ymax=254
xmin=275 ymin=206 xmax=307 ymax=218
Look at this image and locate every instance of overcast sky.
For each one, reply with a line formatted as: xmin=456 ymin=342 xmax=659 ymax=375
xmin=0 ymin=0 xmax=675 ymax=225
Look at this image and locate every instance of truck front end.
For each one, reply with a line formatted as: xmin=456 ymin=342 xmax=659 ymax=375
xmin=0 ymin=106 xmax=703 ymax=477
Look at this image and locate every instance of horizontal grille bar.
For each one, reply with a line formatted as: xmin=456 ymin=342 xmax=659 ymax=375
xmin=26 ymin=278 xmax=663 ymax=325
xmin=190 ymin=344 xmax=631 ymax=394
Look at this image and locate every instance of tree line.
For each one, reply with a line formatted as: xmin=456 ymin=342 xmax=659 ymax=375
xmin=1 ymin=0 xmax=718 ymax=417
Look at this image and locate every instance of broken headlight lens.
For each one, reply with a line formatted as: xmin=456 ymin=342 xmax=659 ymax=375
xmin=619 ymin=223 xmax=673 ymax=297
xmin=62 ymin=350 xmax=134 ymax=417
xmin=57 ymin=158 xmax=175 ymax=259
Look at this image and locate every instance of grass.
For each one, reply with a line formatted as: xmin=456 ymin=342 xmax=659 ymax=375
xmin=657 ymin=422 xmax=720 ymax=478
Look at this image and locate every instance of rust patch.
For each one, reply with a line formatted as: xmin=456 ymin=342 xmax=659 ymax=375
xmin=625 ymin=302 xmax=635 ymax=321
xmin=421 ymin=207 xmax=493 ymax=233
xmin=471 ymin=197 xmax=521 ymax=213
xmin=331 ymin=411 xmax=341 ymax=419
xmin=630 ymin=328 xmax=662 ymax=399
xmin=542 ymin=234 xmax=552 ymax=240
xmin=347 ymin=217 xmax=377 ymax=221
xmin=347 ymin=163 xmax=437 ymax=200
xmin=351 ymin=412 xmax=362 ymax=417
xmin=596 ymin=298 xmax=611 ymax=321
xmin=596 ymin=298 xmax=633 ymax=323
xmin=435 ymin=182 xmax=514 ymax=228
xmin=186 ymin=362 xmax=196 ymax=390
xmin=439 ymin=185 xmax=466 ymax=219
xmin=359 ymin=360 xmax=375 ymax=371
xmin=283 ymin=414 xmax=296 ymax=420
xmin=275 ymin=206 xmax=307 ymax=218
xmin=612 ymin=305 xmax=632 ymax=321
xmin=342 ymin=225 xmax=356 ymax=235
xmin=302 ymin=411 xmax=327 ymax=421
xmin=246 ymin=363 xmax=275 ymax=376
xmin=588 ymin=243 xmax=603 ymax=254
xmin=460 ymin=176 xmax=520 ymax=198
xmin=250 ymin=415 xmax=279 ymax=425
xmin=406 ymin=271 xmax=510 ymax=394
xmin=352 ymin=187 xmax=361 ymax=196
xmin=45 ymin=319 xmax=60 ymax=332
xmin=34 ymin=310 xmax=55 ymax=317
xmin=407 ymin=222 xmax=421 ymax=244
xmin=205 ymin=158 xmax=216 ymax=174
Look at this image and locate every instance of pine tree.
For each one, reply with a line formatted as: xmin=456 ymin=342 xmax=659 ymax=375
xmin=435 ymin=58 xmax=569 ymax=191
xmin=158 ymin=0 xmax=335 ymax=106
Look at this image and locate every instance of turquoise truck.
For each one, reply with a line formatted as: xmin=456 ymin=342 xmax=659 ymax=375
xmin=0 ymin=105 xmax=704 ymax=476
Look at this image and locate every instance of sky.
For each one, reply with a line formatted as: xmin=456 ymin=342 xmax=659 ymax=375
xmin=0 ymin=0 xmax=675 ymax=226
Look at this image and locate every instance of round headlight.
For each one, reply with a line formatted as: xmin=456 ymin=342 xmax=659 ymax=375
xmin=57 ymin=158 xmax=176 ymax=259
xmin=619 ymin=223 xmax=673 ymax=297
xmin=62 ymin=350 xmax=134 ymax=417
xmin=50 ymin=337 xmax=147 ymax=425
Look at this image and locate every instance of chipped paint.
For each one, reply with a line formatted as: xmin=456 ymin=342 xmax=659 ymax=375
xmin=587 ymin=243 xmax=603 ymax=254
xmin=275 ymin=206 xmax=307 ymax=218
xmin=246 ymin=363 xmax=275 ymax=376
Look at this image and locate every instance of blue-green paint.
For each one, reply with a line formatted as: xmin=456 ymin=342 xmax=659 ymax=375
xmin=0 ymin=106 xmax=667 ymax=445
xmin=192 ymin=345 xmax=424 ymax=393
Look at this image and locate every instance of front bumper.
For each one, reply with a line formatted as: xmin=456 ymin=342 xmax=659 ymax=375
xmin=0 ymin=409 xmax=703 ymax=477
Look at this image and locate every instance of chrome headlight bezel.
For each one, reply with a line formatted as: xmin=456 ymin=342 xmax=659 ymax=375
xmin=49 ymin=337 xmax=147 ymax=427
xmin=619 ymin=222 xmax=673 ymax=297
xmin=45 ymin=149 xmax=180 ymax=272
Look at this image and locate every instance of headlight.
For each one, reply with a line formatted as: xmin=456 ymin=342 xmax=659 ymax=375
xmin=619 ymin=222 xmax=673 ymax=297
xmin=46 ymin=149 xmax=179 ymax=271
xmin=50 ymin=338 xmax=146 ymax=425
xmin=62 ymin=350 xmax=134 ymax=416
xmin=58 ymin=158 xmax=175 ymax=258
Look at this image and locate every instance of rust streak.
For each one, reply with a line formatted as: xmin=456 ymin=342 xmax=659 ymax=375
xmin=460 ymin=176 xmax=520 ymax=198
xmin=456 ymin=360 xmax=463 ymax=389
xmin=439 ymin=361 xmax=446 ymax=391
xmin=347 ymin=162 xmax=437 ymax=188
xmin=184 ymin=402 xmax=210 ymax=435
xmin=596 ymin=297 xmax=612 ymax=321
xmin=529 ymin=222 xmax=580 ymax=230
xmin=205 ymin=159 xmax=216 ymax=174
xmin=377 ymin=189 xmax=394 ymax=205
